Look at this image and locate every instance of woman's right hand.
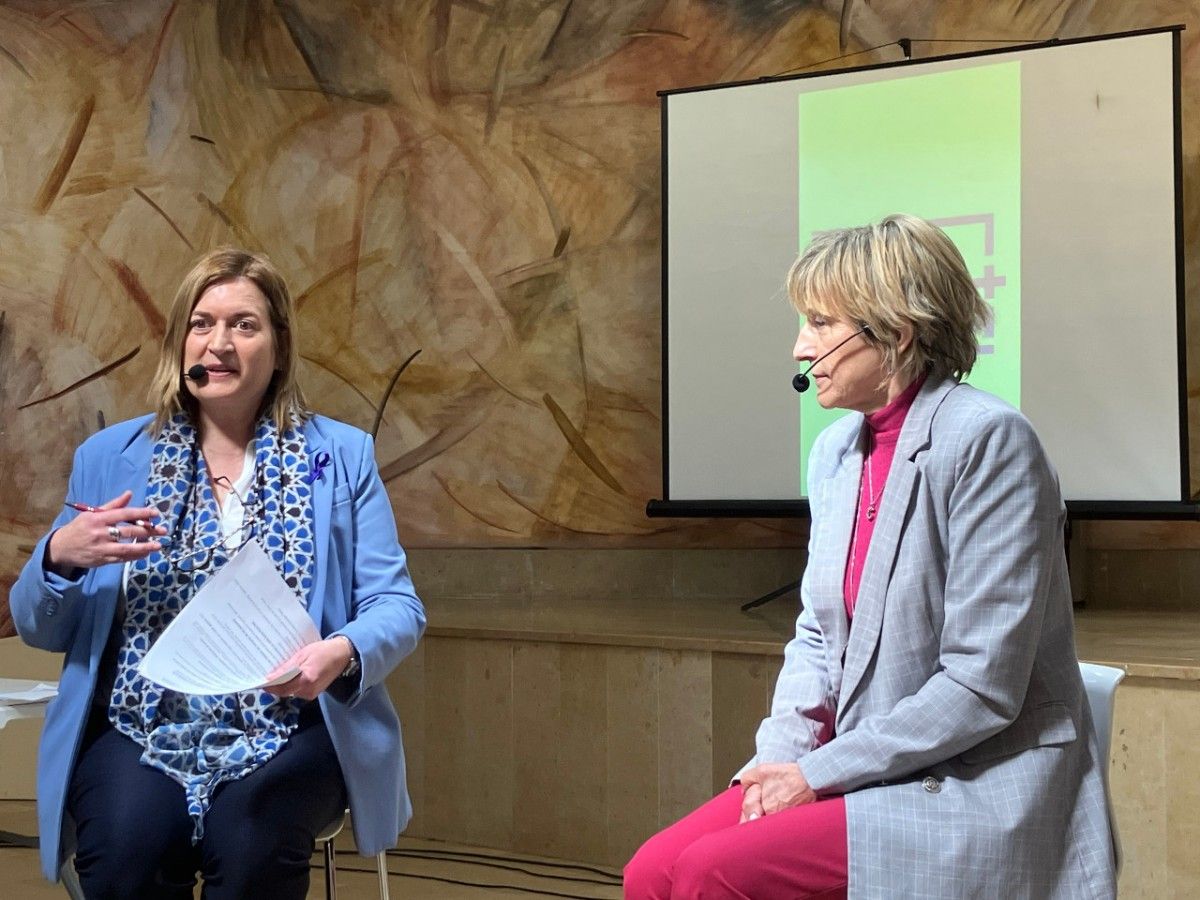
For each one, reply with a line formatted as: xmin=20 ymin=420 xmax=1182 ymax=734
xmin=46 ymin=490 xmax=167 ymax=574
xmin=740 ymin=782 xmax=765 ymax=823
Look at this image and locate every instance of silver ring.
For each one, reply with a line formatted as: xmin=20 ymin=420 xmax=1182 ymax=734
xmin=106 ymin=525 xmax=121 ymax=541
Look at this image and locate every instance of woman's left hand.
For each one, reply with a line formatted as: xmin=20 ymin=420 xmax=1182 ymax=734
xmin=739 ymin=763 xmax=817 ymax=822
xmin=263 ymin=636 xmax=354 ymax=701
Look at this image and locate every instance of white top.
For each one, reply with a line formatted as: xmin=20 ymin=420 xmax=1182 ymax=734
xmin=214 ymin=442 xmax=257 ymax=547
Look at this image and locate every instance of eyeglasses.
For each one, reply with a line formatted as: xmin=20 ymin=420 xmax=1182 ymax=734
xmin=164 ymin=518 xmax=259 ymax=574
xmin=161 ymin=475 xmax=260 ymax=574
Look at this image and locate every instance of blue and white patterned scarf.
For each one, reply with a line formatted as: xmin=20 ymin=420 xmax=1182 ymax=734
xmin=108 ymin=412 xmax=316 ymax=841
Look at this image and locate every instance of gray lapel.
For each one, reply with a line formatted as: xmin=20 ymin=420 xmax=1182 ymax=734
xmin=836 ymin=457 xmax=918 ymax=720
xmin=808 ymin=425 xmax=862 ymax=693
xmin=893 ymin=376 xmax=960 ymax=463
xmin=835 ymin=376 xmax=961 ymax=720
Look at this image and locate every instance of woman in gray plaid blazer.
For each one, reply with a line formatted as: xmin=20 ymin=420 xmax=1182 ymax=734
xmin=626 ymin=215 xmax=1116 ymax=899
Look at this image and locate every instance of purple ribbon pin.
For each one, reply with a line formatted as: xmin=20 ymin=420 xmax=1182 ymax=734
xmin=306 ymin=451 xmax=332 ymax=485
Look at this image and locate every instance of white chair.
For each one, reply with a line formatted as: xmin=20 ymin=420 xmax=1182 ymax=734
xmin=318 ymin=809 xmax=391 ymax=900
xmin=1079 ymin=661 xmax=1125 ymax=877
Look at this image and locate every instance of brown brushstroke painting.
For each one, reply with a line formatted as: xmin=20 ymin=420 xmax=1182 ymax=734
xmin=2 ymin=0 xmax=1200 ymax=637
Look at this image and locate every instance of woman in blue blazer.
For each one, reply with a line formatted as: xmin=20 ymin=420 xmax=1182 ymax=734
xmin=10 ymin=248 xmax=426 ymax=898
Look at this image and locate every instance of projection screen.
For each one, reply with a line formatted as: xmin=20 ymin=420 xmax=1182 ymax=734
xmin=656 ymin=27 xmax=1187 ymax=516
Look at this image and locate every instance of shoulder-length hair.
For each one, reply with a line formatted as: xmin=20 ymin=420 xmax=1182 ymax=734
xmin=786 ymin=214 xmax=991 ymax=384
xmin=148 ymin=248 xmax=309 ymax=434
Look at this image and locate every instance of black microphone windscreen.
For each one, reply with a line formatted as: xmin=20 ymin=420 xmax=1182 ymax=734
xmin=792 ymin=373 xmax=809 ymax=393
xmin=185 ymin=364 xmax=208 ymax=381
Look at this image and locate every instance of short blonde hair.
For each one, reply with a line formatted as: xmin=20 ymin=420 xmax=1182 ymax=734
xmin=786 ymin=214 xmax=990 ymax=383
xmin=149 ymin=248 xmax=309 ymax=433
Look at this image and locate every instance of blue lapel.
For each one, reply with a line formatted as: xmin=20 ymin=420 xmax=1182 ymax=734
xmin=304 ymin=421 xmax=333 ymax=630
xmin=86 ymin=430 xmax=153 ymax=659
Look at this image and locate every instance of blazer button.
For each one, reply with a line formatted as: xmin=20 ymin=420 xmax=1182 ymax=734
xmin=922 ymin=775 xmax=941 ymax=794
xmin=44 ymin=600 xmax=58 ymax=617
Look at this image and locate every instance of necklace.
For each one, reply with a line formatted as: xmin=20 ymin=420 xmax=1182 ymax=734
xmin=847 ymin=452 xmax=877 ymax=607
xmin=864 ymin=445 xmax=884 ymax=521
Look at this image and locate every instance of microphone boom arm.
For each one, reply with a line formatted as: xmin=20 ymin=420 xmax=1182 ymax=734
xmin=792 ymin=326 xmax=870 ymax=393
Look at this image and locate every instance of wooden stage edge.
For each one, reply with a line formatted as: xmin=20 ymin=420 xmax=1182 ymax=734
xmin=423 ymin=598 xmax=1200 ymax=682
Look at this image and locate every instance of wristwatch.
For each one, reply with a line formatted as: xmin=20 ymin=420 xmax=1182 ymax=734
xmin=339 ymin=637 xmax=361 ymax=679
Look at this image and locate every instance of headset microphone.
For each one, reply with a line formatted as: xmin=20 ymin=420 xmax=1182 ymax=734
xmin=185 ymin=364 xmax=208 ymax=381
xmin=792 ymin=326 xmax=871 ymax=393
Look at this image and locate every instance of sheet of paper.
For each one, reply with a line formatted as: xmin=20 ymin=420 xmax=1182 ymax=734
xmin=0 ymin=680 xmax=58 ymax=705
xmin=138 ymin=541 xmax=320 ymax=694
xmin=0 ymin=679 xmax=57 ymax=731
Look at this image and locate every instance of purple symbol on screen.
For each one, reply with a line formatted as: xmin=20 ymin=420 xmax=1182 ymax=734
xmin=930 ymin=213 xmax=1004 ymax=355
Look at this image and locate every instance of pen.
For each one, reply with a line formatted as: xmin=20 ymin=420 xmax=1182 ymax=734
xmin=64 ymin=501 xmax=156 ymax=530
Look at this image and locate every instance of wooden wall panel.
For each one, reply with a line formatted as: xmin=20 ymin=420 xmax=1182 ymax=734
xmin=604 ymin=646 xmax=661 ymax=867
xmin=655 ymin=650 xmax=713 ymax=831
xmin=420 ymin=637 xmax=515 ymax=848
xmin=1110 ymin=679 xmax=1168 ymax=897
xmin=1161 ymin=680 xmax=1200 ymax=894
xmin=710 ymin=652 xmax=780 ymax=795
xmin=555 ymin=644 xmax=612 ymax=861
xmin=510 ymin=641 xmax=564 ymax=856
xmin=1106 ymin=678 xmax=1200 ymax=899
xmin=396 ymin=636 xmax=775 ymax=867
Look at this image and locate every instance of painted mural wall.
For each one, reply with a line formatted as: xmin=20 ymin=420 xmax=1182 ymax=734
xmin=2 ymin=1 xmax=1198 ymax=629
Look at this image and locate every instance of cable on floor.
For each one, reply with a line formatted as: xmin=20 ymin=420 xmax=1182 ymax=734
xmin=384 ymin=847 xmax=621 ymax=885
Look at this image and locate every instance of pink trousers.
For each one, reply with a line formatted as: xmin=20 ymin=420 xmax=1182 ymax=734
xmin=623 ymin=786 xmax=848 ymax=899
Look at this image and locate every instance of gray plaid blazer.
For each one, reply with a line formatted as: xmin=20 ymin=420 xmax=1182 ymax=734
xmin=748 ymin=377 xmax=1116 ymax=899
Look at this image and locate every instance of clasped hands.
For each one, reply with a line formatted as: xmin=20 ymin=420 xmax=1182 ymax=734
xmin=739 ymin=763 xmax=817 ymax=823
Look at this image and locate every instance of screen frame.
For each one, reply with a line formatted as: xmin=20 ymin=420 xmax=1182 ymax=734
xmin=650 ymin=25 xmax=1194 ymax=520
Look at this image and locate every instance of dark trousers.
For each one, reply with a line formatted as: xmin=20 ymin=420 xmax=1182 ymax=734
xmin=67 ymin=703 xmax=347 ymax=900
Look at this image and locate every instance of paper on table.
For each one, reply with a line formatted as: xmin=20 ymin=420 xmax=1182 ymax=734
xmin=138 ymin=540 xmax=320 ymax=694
xmin=0 ymin=680 xmax=58 ymax=705
xmin=0 ymin=679 xmax=57 ymax=731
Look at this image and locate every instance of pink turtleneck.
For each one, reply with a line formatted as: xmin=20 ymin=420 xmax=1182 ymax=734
xmin=843 ymin=374 xmax=926 ymax=618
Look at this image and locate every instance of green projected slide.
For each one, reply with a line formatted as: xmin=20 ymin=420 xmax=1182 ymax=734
xmin=796 ymin=62 xmax=1021 ymax=495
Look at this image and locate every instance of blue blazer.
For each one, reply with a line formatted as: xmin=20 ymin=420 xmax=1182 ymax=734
xmin=9 ymin=414 xmax=426 ymax=881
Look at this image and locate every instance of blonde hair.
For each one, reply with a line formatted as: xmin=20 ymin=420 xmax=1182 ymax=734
xmin=149 ymin=248 xmax=309 ymax=433
xmin=786 ymin=214 xmax=990 ymax=383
